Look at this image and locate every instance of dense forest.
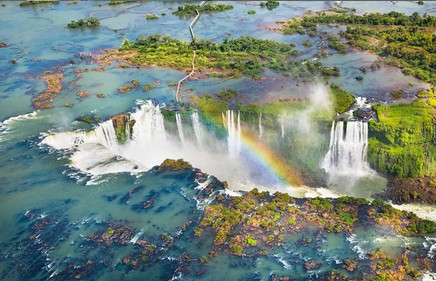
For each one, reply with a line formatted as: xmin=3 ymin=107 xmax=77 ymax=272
xmin=116 ymin=35 xmax=340 ymax=79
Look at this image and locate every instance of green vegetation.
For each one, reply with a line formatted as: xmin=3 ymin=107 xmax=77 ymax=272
xmin=368 ymin=100 xmax=435 ymax=178
xmin=329 ymin=84 xmax=356 ymax=113
xmin=146 ymin=13 xmax=159 ymax=20
xmin=302 ymin=40 xmax=312 ymax=47
xmin=390 ymin=89 xmax=403 ymax=99
xmin=106 ymin=227 xmax=114 ymax=235
xmin=104 ymin=34 xmax=345 ymax=82
xmin=196 ymin=188 xmax=432 ymax=265
xmin=246 ymin=237 xmax=257 ymax=246
xmin=282 ymin=11 xmax=435 ymax=84
xmin=328 ymin=7 xmax=349 ymax=14
xmin=77 ymin=115 xmax=100 ymax=125
xmin=19 ymin=0 xmax=58 ymax=7
xmin=302 ymin=11 xmax=435 ymax=27
xmin=142 ymin=82 xmax=158 ymax=93
xmin=370 ymin=200 xmax=435 ymax=236
xmin=327 ymin=36 xmax=347 ymax=54
xmin=173 ymin=3 xmax=233 ymax=16
xmin=67 ymin=17 xmax=100 ymax=28
xmin=260 ymin=1 xmax=280 ymax=10
xmin=108 ymin=0 xmax=131 ymax=5
xmin=157 ymin=159 xmax=192 ymax=171
xmin=248 ymin=10 xmax=256 ymax=15
xmin=309 ymin=197 xmax=332 ymax=212
xmin=119 ymin=80 xmax=140 ymax=94
xmin=96 ymin=93 xmax=105 ymax=98
xmin=355 ymin=75 xmax=363 ymax=81
xmin=216 ymin=88 xmax=238 ymax=101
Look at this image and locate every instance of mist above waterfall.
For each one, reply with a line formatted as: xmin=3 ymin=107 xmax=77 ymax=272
xmin=41 ymin=100 xmax=282 ymax=189
xmin=41 ymin=84 xmax=387 ymax=198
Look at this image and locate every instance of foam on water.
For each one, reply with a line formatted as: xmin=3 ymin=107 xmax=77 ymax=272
xmin=391 ymin=202 xmax=436 ymax=222
xmin=0 ymin=111 xmax=40 ymax=143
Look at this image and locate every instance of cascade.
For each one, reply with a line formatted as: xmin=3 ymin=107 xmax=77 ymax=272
xmin=225 ymin=110 xmax=241 ymax=157
xmin=191 ymin=111 xmax=204 ymax=146
xmin=175 ymin=112 xmax=186 ymax=145
xmin=129 ymin=100 xmax=166 ymax=146
xmin=258 ymin=112 xmax=263 ymax=138
xmin=322 ymin=120 xmax=369 ymax=175
xmin=94 ymin=120 xmax=119 ymax=151
xmin=281 ymin=115 xmax=285 ymax=139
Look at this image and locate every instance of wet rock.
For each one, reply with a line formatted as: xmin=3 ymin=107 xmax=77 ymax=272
xmin=157 ymin=159 xmax=193 ymax=172
xmin=353 ymin=108 xmax=375 ymax=120
xmin=342 ymin=258 xmax=357 ymax=272
xmin=304 ymin=260 xmax=320 ymax=271
xmin=379 ymin=176 xmax=436 ymax=205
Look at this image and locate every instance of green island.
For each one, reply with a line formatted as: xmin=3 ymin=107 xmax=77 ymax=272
xmin=67 ymin=17 xmax=100 ymax=29
xmin=100 ymin=34 xmax=344 ymax=80
xmin=19 ymin=0 xmax=58 ymax=7
xmin=192 ymin=182 xmax=434 ymax=279
xmin=146 ymin=13 xmax=159 ymax=20
xmin=173 ymin=3 xmax=234 ymax=17
xmin=108 ymin=0 xmax=133 ymax=5
xmin=260 ymin=1 xmax=280 ymax=10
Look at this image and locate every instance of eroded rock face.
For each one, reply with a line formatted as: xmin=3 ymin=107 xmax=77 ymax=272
xmin=111 ymin=113 xmax=135 ymax=144
xmin=379 ymin=176 xmax=436 ymax=204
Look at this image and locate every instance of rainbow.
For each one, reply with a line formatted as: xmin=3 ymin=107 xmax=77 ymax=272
xmin=239 ymin=129 xmax=304 ymax=186
xmin=200 ymin=111 xmax=304 ymax=187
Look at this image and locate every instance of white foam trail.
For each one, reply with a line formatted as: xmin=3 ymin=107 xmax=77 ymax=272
xmin=129 ymin=229 xmax=144 ymax=244
xmin=322 ymin=120 xmax=370 ymax=176
xmin=390 ymin=203 xmax=436 ymax=222
xmin=281 ymin=115 xmax=285 ymax=139
xmin=0 ymin=111 xmax=40 ymax=143
xmin=190 ymin=111 xmax=204 ymax=147
xmin=226 ymin=110 xmax=241 ymax=157
xmin=195 ymin=176 xmax=212 ymax=190
xmin=41 ymin=119 xmax=118 ymax=151
xmin=258 ymin=112 xmax=263 ymax=138
xmin=175 ymin=112 xmax=185 ymax=145
xmin=422 ymin=272 xmax=436 ymax=281
xmin=130 ymin=100 xmax=166 ymax=144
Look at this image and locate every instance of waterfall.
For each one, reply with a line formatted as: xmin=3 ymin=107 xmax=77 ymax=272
xmin=175 ymin=112 xmax=186 ymax=145
xmin=130 ymin=100 xmax=166 ymax=145
xmin=281 ymin=115 xmax=285 ymax=139
xmin=225 ymin=110 xmax=241 ymax=157
xmin=322 ymin=120 xmax=369 ymax=176
xmin=191 ymin=111 xmax=204 ymax=146
xmin=94 ymin=120 xmax=118 ymax=151
xmin=258 ymin=112 xmax=263 ymax=138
